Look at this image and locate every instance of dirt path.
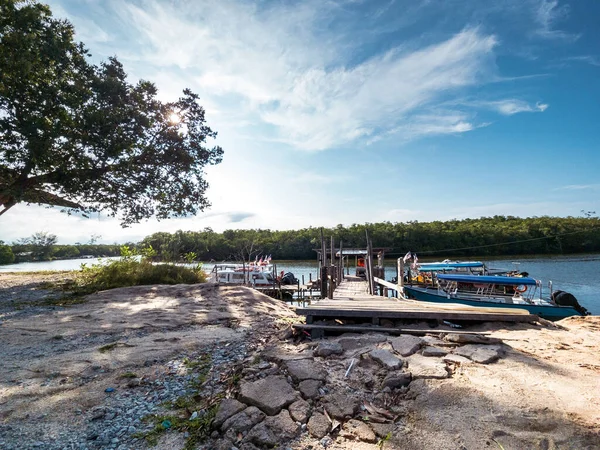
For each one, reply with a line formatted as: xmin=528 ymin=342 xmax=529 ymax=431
xmin=0 ymin=273 xmax=598 ymax=450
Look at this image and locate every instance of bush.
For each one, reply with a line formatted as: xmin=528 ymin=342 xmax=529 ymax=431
xmin=0 ymin=243 xmax=15 ymax=264
xmin=76 ymin=246 xmax=206 ymax=294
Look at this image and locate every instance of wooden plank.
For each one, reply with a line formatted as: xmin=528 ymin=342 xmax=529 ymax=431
xmin=374 ymin=276 xmax=400 ymax=291
xmin=296 ymin=307 xmax=537 ymax=322
xmin=292 ymin=323 xmax=492 ymax=336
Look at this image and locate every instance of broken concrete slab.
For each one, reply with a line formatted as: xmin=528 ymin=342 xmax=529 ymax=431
xmin=285 ymin=358 xmax=327 ymax=382
xmin=313 ymin=341 xmax=344 ymax=357
xmin=220 ymin=406 xmax=265 ymax=433
xmin=213 ymin=398 xmax=247 ymax=428
xmin=337 ymin=334 xmax=388 ymax=352
xmin=263 ymin=409 xmax=299 ymax=439
xmin=238 ymin=375 xmax=298 ymax=416
xmin=444 ymin=334 xmax=502 ymax=345
xmin=389 ymin=335 xmax=424 ymax=356
xmin=369 ymin=349 xmax=403 ymax=370
xmin=421 ymin=346 xmax=448 ymax=357
xmin=406 ymin=354 xmax=449 ymax=379
xmin=298 ymin=379 xmax=322 ymax=399
xmin=453 ymin=344 xmax=504 ymax=364
xmin=323 ymin=392 xmax=360 ymax=420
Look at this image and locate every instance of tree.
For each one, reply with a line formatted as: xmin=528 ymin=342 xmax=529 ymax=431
xmin=0 ymin=240 xmax=15 ymax=264
xmin=16 ymin=231 xmax=57 ymax=260
xmin=0 ymin=1 xmax=223 ymax=225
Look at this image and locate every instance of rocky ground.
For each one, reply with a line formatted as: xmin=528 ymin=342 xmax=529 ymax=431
xmin=1 ymin=273 xmax=599 ymax=450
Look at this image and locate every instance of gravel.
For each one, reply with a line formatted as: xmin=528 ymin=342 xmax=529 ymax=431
xmin=0 ymin=341 xmax=250 ymax=450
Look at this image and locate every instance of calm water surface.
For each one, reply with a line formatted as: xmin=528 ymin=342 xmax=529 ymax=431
xmin=2 ymin=255 xmax=599 ymax=314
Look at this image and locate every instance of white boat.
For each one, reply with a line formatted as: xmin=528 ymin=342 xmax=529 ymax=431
xmin=211 ymin=268 xmax=275 ymax=286
xmin=208 ymin=260 xmax=275 ymax=286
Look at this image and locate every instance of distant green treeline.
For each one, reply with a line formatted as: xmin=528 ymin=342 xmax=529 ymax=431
xmin=139 ymin=216 xmax=600 ymax=261
xmin=3 ymin=215 xmax=599 ymax=265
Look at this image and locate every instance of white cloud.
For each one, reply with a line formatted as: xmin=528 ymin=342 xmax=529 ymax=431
xmin=533 ymin=0 xmax=579 ymax=41
xmin=115 ymin=0 xmax=499 ymax=151
xmin=555 ymin=184 xmax=600 ymax=191
xmin=488 ymin=99 xmax=549 ymax=115
xmin=563 ymin=55 xmax=600 ymax=67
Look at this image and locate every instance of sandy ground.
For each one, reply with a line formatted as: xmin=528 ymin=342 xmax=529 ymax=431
xmin=1 ymin=272 xmax=599 ymax=449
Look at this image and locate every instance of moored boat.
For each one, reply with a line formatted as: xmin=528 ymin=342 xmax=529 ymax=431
xmin=403 ymin=273 xmax=589 ymax=320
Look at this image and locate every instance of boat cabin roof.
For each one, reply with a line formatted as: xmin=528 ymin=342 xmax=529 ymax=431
xmin=437 ymin=274 xmax=538 ymax=286
xmin=418 ymin=261 xmax=484 ymax=271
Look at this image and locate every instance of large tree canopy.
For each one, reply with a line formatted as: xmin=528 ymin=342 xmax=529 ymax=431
xmin=0 ymin=0 xmax=223 ymax=225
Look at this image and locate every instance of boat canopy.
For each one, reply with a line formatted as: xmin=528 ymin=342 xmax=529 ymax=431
xmin=436 ymin=274 xmax=538 ymax=286
xmin=418 ymin=261 xmax=484 ymax=271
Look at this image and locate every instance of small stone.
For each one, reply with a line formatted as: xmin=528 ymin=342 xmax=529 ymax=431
xmin=313 ymin=342 xmax=344 ymax=357
xmin=421 ymin=346 xmax=448 ymax=357
xmin=389 ymin=335 xmax=424 ymax=356
xmin=443 ymin=354 xmax=472 ymax=365
xmin=320 ymin=436 xmax=333 ymax=448
xmin=299 ymin=379 xmax=322 ymax=400
xmin=369 ymin=349 xmax=403 ymax=369
xmin=307 ymin=412 xmax=330 ymax=439
xmin=369 ymin=423 xmax=394 ymax=438
xmin=288 ymin=399 xmax=311 ymax=423
xmin=341 ymin=419 xmax=377 ymax=443
xmin=382 ymin=372 xmax=412 ymax=389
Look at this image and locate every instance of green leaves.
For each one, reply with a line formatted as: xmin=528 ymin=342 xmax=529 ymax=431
xmin=0 ymin=1 xmax=223 ymax=225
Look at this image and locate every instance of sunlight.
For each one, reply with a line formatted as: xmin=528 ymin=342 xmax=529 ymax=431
xmin=168 ymin=112 xmax=181 ymax=124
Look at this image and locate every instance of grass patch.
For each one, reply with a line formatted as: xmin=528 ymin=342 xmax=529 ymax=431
xmin=135 ymin=405 xmax=218 ymax=449
xmin=135 ymin=353 xmax=220 ymax=449
xmin=119 ymin=372 xmax=138 ymax=379
xmin=98 ymin=342 xmax=119 ymax=353
xmin=37 ymin=294 xmax=87 ymax=307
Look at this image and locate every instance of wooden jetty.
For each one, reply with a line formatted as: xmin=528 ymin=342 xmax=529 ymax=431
xmin=296 ymin=276 xmax=537 ymax=326
xmin=294 ymin=268 xmax=539 ymax=337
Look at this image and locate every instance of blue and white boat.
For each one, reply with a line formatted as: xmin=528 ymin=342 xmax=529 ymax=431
xmin=403 ymin=273 xmax=589 ymax=320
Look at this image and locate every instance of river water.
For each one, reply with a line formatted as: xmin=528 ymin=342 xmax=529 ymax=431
xmin=1 ymin=255 xmax=599 ymax=314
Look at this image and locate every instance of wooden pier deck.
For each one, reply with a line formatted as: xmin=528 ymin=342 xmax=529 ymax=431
xmin=295 ymin=276 xmax=538 ymax=324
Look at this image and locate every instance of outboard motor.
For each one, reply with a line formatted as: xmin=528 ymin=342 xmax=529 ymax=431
xmin=280 ymin=272 xmax=298 ymax=285
xmin=551 ymin=290 xmax=590 ymax=316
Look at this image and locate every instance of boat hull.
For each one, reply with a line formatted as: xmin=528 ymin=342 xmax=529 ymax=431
xmin=403 ymin=286 xmax=581 ymax=320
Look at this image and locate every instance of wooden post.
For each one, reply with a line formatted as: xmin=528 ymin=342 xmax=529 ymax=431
xmin=397 ymin=258 xmax=404 ymax=296
xmin=320 ymin=266 xmax=328 ymax=299
xmin=338 ymin=240 xmax=343 ymax=281
xmin=320 ymin=228 xmax=326 ymax=268
xmin=330 ymin=236 xmax=334 ymax=277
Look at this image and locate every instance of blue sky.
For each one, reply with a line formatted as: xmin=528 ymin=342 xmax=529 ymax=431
xmin=3 ymin=0 xmax=600 ymax=244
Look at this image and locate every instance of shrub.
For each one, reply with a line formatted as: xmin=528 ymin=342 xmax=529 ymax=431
xmin=75 ymin=246 xmax=206 ymax=294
